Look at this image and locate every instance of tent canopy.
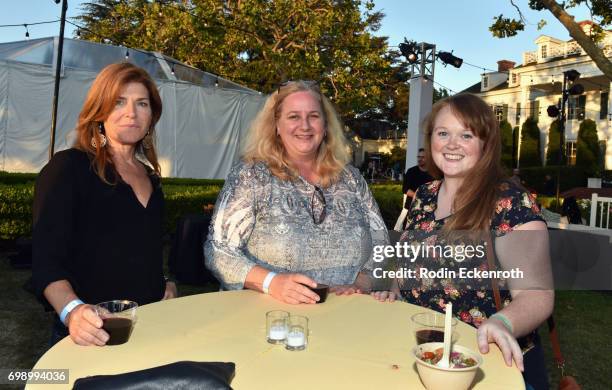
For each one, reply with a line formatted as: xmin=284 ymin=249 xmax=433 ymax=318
xmin=0 ymin=37 xmax=266 ymax=179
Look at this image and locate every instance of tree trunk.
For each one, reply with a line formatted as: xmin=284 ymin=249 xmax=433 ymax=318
xmin=540 ymin=0 xmax=612 ymax=80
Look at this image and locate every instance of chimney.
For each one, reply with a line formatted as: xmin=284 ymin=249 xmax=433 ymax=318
xmin=497 ymin=60 xmax=516 ymax=72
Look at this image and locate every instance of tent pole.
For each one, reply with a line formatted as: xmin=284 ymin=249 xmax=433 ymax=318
xmin=49 ymin=0 xmax=68 ymax=160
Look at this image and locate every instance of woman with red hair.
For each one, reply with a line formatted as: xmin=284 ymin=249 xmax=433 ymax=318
xmin=32 ymin=63 xmax=176 ymax=348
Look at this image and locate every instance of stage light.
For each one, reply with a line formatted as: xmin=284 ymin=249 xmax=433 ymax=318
xmin=438 ymin=51 xmax=463 ymax=68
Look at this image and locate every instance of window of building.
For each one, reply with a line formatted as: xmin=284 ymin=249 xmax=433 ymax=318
xmin=566 ymin=142 xmax=577 ymax=166
xmin=568 ymin=95 xmax=586 ymax=120
xmin=601 ymin=92 xmax=609 ymax=120
xmin=515 ymin=102 xmax=521 ymax=125
xmin=541 ymin=44 xmax=548 ymax=58
xmin=482 ymin=76 xmax=488 ymax=89
xmin=494 ymin=105 xmax=507 ymax=123
xmin=511 ymin=73 xmax=518 ymax=85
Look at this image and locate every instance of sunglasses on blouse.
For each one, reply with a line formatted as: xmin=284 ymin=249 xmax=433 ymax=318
xmin=311 ymin=186 xmax=327 ymax=225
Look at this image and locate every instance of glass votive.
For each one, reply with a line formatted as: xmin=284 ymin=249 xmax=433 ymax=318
xmin=266 ymin=310 xmax=289 ymax=344
xmin=285 ymin=315 xmax=308 ymax=351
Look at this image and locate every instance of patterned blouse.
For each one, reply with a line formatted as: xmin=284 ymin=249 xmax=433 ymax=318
xmin=399 ymin=180 xmax=543 ymax=327
xmin=204 ymin=161 xmax=389 ymax=290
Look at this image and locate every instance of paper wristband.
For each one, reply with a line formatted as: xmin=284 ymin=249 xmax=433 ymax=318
xmin=490 ymin=313 xmax=514 ymax=334
xmin=60 ymin=299 xmax=84 ymax=325
xmin=262 ymin=272 xmax=277 ymax=294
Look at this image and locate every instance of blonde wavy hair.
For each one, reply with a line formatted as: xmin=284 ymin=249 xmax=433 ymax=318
xmin=73 ymin=62 xmax=163 ymax=184
xmin=242 ymin=81 xmax=350 ymax=187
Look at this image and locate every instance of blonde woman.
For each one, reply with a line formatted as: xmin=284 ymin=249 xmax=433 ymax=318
xmin=205 ymin=81 xmax=391 ymax=304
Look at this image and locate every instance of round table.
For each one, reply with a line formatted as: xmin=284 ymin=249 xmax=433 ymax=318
xmin=28 ymin=290 xmax=525 ymax=389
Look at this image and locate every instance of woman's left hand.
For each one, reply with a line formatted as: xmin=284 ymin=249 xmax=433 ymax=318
xmin=330 ymin=284 xmax=361 ymax=295
xmin=163 ymin=281 xmax=178 ymax=300
xmin=477 ymin=318 xmax=524 ymax=372
xmin=370 ymin=290 xmax=396 ymax=302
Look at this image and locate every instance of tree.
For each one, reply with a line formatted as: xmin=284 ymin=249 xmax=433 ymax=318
xmin=500 ymin=120 xmax=514 ymax=168
xmin=576 ymin=119 xmax=600 ymax=176
xmin=545 ymin=119 xmax=561 ymax=166
xmin=519 ymin=117 xmax=542 ymax=167
xmin=489 ymin=0 xmax=612 ymax=79
xmin=76 ymin=0 xmax=408 ymax=128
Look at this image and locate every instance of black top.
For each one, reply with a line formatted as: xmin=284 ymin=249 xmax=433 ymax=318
xmin=402 ymin=165 xmax=433 ymax=208
xmin=32 ymin=148 xmax=165 ymax=307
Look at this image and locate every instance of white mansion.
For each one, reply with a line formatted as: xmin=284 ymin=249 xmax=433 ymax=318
xmin=463 ymin=21 xmax=611 ymax=170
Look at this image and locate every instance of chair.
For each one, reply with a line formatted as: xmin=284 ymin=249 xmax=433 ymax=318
xmin=589 ymin=193 xmax=612 ymax=229
xmin=168 ymin=214 xmax=218 ymax=285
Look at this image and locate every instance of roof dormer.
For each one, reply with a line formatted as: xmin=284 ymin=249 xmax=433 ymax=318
xmin=534 ymin=35 xmax=564 ymax=62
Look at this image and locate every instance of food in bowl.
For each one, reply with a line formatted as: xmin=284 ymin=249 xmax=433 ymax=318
xmin=417 ymin=347 xmax=478 ymax=369
xmin=411 ymin=342 xmax=482 ymax=390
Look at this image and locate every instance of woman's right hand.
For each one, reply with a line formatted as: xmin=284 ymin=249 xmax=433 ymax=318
xmin=269 ymin=273 xmax=320 ymax=304
xmin=66 ymin=304 xmax=109 ymax=346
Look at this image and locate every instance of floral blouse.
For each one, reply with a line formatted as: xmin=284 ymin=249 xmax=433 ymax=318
xmin=399 ymin=180 xmax=543 ymax=328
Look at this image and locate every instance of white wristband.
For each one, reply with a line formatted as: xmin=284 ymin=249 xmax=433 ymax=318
xmin=60 ymin=299 xmax=84 ymax=325
xmin=262 ymin=272 xmax=277 ymax=294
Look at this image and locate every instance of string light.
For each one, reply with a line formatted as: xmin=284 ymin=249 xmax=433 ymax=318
xmin=171 ymin=65 xmax=175 ymax=75
xmin=125 ymin=49 xmax=129 ymax=59
xmin=24 ymin=24 xmax=29 ymax=38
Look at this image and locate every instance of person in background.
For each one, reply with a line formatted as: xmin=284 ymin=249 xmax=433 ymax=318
xmin=394 ymin=148 xmax=433 ymax=231
xmin=32 ymin=63 xmax=176 ymax=348
xmin=542 ymin=174 xmax=556 ymax=196
xmin=509 ymin=168 xmax=523 ymax=187
xmin=205 ymin=80 xmax=392 ymax=304
xmin=403 ymin=148 xmax=433 ymax=209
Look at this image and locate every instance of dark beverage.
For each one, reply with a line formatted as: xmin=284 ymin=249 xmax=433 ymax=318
xmin=312 ymin=284 xmax=329 ymax=303
xmin=301 ymin=283 xmax=329 ymax=303
xmin=415 ymin=329 xmax=444 ymax=345
xmin=102 ymin=317 xmax=133 ymax=345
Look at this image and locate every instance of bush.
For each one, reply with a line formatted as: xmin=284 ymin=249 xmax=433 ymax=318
xmin=370 ymin=184 xmax=403 ymax=228
xmin=0 ymin=172 xmax=406 ymax=239
xmin=519 ymin=166 xmax=587 ymax=194
xmin=519 ymin=117 xmax=542 ymax=167
xmin=499 ymin=120 xmax=513 ymax=169
xmin=546 ymin=120 xmax=561 ymax=166
xmin=576 ymin=119 xmax=600 ymax=177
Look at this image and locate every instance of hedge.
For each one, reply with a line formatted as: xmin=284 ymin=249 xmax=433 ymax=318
xmin=0 ymin=173 xmax=404 ymax=240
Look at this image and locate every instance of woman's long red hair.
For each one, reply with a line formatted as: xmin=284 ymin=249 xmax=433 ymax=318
xmin=73 ymin=62 xmax=163 ymax=183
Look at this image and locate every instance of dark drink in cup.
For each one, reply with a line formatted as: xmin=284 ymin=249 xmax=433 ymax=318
xmin=95 ymin=300 xmax=138 ymax=346
xmin=302 ymin=283 xmax=329 ymax=303
xmin=415 ymin=329 xmax=444 ymax=345
xmin=102 ymin=317 xmax=134 ymax=345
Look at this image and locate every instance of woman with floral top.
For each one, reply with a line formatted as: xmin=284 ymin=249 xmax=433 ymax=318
xmin=377 ymin=94 xmax=553 ymax=389
xmin=205 ymin=81 xmax=392 ymax=305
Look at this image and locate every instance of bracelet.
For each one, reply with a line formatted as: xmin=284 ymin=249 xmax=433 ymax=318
xmin=490 ymin=313 xmax=514 ymax=334
xmin=262 ymin=272 xmax=277 ymax=294
xmin=60 ymin=299 xmax=84 ymax=325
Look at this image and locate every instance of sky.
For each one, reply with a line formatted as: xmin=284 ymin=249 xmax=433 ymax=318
xmin=0 ymin=0 xmax=593 ymax=93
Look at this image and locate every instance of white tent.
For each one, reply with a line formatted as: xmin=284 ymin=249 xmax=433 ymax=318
xmin=0 ymin=37 xmax=266 ymax=179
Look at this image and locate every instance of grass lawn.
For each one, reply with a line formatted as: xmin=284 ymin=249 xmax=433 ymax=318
xmin=1 ymin=246 xmax=610 ymax=389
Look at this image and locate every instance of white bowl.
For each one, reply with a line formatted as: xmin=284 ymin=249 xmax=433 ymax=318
xmin=411 ymin=342 xmax=483 ymax=390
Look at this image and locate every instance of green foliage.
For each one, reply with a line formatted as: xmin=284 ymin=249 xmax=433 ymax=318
xmin=575 ymin=119 xmax=600 ymax=177
xmin=546 ymin=120 xmax=561 ymax=166
xmin=489 ymin=14 xmax=525 ymax=38
xmin=499 ymin=120 xmax=513 ymax=169
xmin=519 ymin=117 xmax=542 ymax=167
xmin=370 ymin=183 xmax=402 ymax=227
xmin=0 ymin=173 xmax=404 ymax=239
xmin=76 ymin=0 xmax=409 ymax=130
xmin=518 ymin=166 xmax=587 ymax=193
